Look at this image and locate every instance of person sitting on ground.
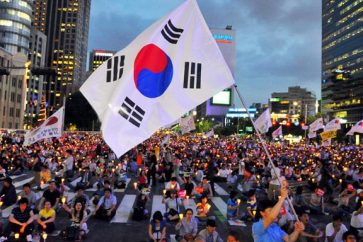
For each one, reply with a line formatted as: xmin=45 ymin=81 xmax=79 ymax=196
xmin=183 ymin=176 xmax=195 ymax=198
xmin=18 ymin=183 xmax=37 ymax=210
xmin=37 ymin=200 xmax=56 ymax=234
xmin=38 ymin=180 xmax=60 ymax=211
xmin=132 ymin=190 xmax=150 ymax=221
xmin=350 ymin=205 xmax=363 ymax=238
xmin=175 ymin=208 xmax=198 ymax=242
xmin=252 ymin=182 xmax=305 ymax=242
xmin=5 ymin=197 xmax=35 ymax=241
xmin=198 ymin=177 xmax=213 ymax=198
xmin=227 ymin=190 xmax=240 ymax=220
xmin=293 ymin=186 xmax=309 ymax=214
xmin=297 ymin=211 xmax=323 ymax=242
xmin=62 ymin=201 xmax=89 ymax=241
xmin=197 ymin=219 xmax=223 ymax=242
xmin=241 ymin=189 xmax=257 ymax=222
xmin=165 ymin=177 xmax=181 ymax=192
xmin=227 ymin=230 xmax=241 ymax=242
xmin=148 ymin=211 xmax=167 ymax=242
xmin=342 ymin=230 xmax=358 ymax=242
xmin=0 ymin=177 xmax=17 ymax=206
xmin=196 ymin=194 xmax=215 ymax=223
xmin=0 ymin=163 xmax=7 ymax=180
xmin=70 ymin=186 xmax=90 ymax=209
xmin=77 ymin=167 xmax=91 ymax=189
xmin=162 ymin=189 xmax=182 ymax=222
xmin=40 ymin=165 xmax=52 ymax=185
xmin=93 ymin=188 xmax=117 ymax=221
xmin=325 ymin=214 xmax=348 ymax=242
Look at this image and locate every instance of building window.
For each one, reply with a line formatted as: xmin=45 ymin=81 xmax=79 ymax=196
xmin=9 ymin=107 xmax=14 ymax=117
xmin=16 ymin=109 xmax=20 ymax=118
xmin=9 ymin=123 xmax=12 ymax=129
xmin=10 ymin=92 xmax=15 ymax=102
xmin=17 ymin=94 xmax=21 ymax=103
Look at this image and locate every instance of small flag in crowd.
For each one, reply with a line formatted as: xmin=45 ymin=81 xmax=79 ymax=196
xmin=254 ymin=109 xmax=272 ymax=134
xmin=204 ymin=129 xmax=214 ymax=138
xmin=180 ymin=115 xmax=196 ymax=134
xmin=309 ymin=118 xmax=324 ymax=132
xmin=272 ymin=126 xmax=282 ymax=139
xmin=324 ymin=118 xmax=341 ymax=131
xmin=24 ymin=106 xmax=64 ymax=146
xmin=308 ymin=131 xmax=317 ymax=139
xmin=161 ymin=135 xmax=170 ymax=145
xmin=80 ymin=0 xmax=234 ymax=157
xmin=346 ymin=119 xmax=363 ymax=135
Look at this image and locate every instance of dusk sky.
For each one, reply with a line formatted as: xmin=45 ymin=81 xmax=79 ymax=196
xmin=88 ymin=0 xmax=322 ymax=106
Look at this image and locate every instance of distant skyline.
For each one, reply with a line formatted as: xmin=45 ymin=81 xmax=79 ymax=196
xmin=88 ymin=0 xmax=321 ymax=105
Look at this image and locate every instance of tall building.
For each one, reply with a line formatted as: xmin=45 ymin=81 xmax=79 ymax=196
xmin=0 ymin=48 xmax=29 ymax=129
xmin=89 ymin=50 xmax=115 ymax=72
xmin=322 ymin=0 xmax=363 ymax=124
xmin=0 ymin=0 xmax=33 ymax=55
xmin=24 ymin=29 xmax=47 ymax=128
xmin=269 ymin=86 xmax=316 ymax=123
xmin=33 ymin=0 xmax=91 ymax=111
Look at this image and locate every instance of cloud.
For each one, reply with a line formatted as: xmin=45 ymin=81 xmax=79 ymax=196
xmin=88 ymin=0 xmax=321 ymax=105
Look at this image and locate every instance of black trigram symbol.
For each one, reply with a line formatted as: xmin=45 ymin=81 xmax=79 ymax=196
xmin=106 ymin=55 xmax=125 ymax=82
xmin=183 ymin=62 xmax=202 ymax=89
xmin=118 ymin=97 xmax=145 ymax=127
xmin=161 ymin=20 xmax=184 ymax=44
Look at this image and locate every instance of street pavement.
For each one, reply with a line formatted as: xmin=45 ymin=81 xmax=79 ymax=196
xmin=0 ymin=172 xmax=350 ymax=242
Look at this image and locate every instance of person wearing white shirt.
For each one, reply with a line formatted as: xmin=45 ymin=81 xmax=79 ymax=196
xmin=64 ymin=150 xmax=74 ymax=178
xmin=94 ymin=188 xmax=117 ymax=221
xmin=350 ymin=207 xmax=363 ymax=238
xmin=325 ymin=214 xmax=348 ymax=242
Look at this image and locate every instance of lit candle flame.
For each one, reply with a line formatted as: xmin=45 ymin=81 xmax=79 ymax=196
xmin=237 ymin=199 xmax=241 ymax=205
xmin=134 ymin=182 xmax=138 ymax=190
xmin=179 ymin=213 xmax=183 ymax=220
xmin=42 ymin=233 xmax=48 ymax=240
xmin=14 ymin=233 xmax=19 ymax=239
xmin=163 ymin=189 xmax=166 ymax=195
xmin=61 ymin=196 xmax=66 ymax=204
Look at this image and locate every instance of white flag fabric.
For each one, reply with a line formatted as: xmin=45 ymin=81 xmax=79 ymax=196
xmin=23 ymin=107 xmax=64 ymax=146
xmin=324 ymin=118 xmax=341 ymax=131
xmin=346 ymin=119 xmax=363 ymax=135
xmin=205 ymin=129 xmax=214 ymax=138
xmin=254 ymin=109 xmax=272 ymax=134
xmin=272 ymin=126 xmax=282 ymax=139
xmin=309 ymin=118 xmax=324 ymax=132
xmin=180 ymin=115 xmax=196 ymax=134
xmin=308 ymin=131 xmax=317 ymax=139
xmin=80 ymin=0 xmax=234 ymax=157
xmin=161 ymin=135 xmax=170 ymax=145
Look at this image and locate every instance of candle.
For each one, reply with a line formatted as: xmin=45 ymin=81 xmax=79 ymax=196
xmin=0 ymin=201 xmax=3 ymax=207
xmin=61 ymin=178 xmax=65 ymax=184
xmin=339 ymin=179 xmax=342 ymax=183
xmin=163 ymin=189 xmax=166 ymax=195
xmin=186 ymin=195 xmax=189 ymax=200
xmin=42 ymin=233 xmax=48 ymax=240
xmin=237 ymin=199 xmax=241 ymax=205
xmin=61 ymin=196 xmax=66 ymax=204
xmin=179 ymin=213 xmax=183 ymax=220
xmin=252 ymin=210 xmax=256 ymax=216
xmin=18 ymin=196 xmax=21 ymax=201
xmin=112 ymin=168 xmax=115 ymax=173
xmin=14 ymin=233 xmax=19 ymax=239
xmin=134 ymin=182 xmax=138 ymax=190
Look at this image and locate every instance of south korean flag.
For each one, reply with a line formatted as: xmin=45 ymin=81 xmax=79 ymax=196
xmin=80 ymin=0 xmax=235 ymax=157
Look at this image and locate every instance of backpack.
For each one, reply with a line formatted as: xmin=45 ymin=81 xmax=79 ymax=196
xmin=60 ymin=225 xmax=83 ymax=241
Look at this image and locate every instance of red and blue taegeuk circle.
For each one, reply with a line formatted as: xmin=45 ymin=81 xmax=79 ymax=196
xmin=134 ymin=44 xmax=173 ymax=98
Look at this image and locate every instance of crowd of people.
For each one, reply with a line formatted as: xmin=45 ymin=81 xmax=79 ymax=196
xmin=0 ymin=131 xmax=361 ymax=241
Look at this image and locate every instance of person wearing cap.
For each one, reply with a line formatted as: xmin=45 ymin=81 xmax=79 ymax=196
xmin=197 ymin=219 xmax=223 ymax=242
xmin=252 ymin=184 xmax=305 ymax=242
xmin=0 ymin=177 xmax=17 ymax=206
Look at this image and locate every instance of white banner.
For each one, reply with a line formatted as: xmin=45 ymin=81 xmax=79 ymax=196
xmin=309 ymin=118 xmax=324 ymax=132
xmin=180 ymin=115 xmax=196 ymax=134
xmin=272 ymin=126 xmax=282 ymax=139
xmin=324 ymin=118 xmax=341 ymax=131
xmin=308 ymin=131 xmax=317 ymax=139
xmin=346 ymin=119 xmax=363 ymax=135
xmin=205 ymin=129 xmax=214 ymax=138
xmin=80 ymin=0 xmax=234 ymax=157
xmin=23 ymin=106 xmax=64 ymax=146
xmin=254 ymin=109 xmax=272 ymax=134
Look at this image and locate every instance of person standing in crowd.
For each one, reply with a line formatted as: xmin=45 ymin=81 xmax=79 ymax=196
xmin=0 ymin=177 xmax=17 ymax=206
xmin=206 ymin=158 xmax=216 ymax=197
xmin=252 ymin=183 xmax=305 ymax=241
xmin=64 ymin=149 xmax=74 ymax=179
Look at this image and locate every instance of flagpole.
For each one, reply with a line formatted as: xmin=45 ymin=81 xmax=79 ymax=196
xmin=233 ymin=84 xmax=299 ymax=221
xmin=62 ymin=96 xmax=66 ymax=133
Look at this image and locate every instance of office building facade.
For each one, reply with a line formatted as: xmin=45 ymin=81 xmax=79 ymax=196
xmin=322 ymin=0 xmax=363 ymax=123
xmin=33 ymin=0 xmax=91 ymax=111
xmin=0 ymin=48 xmax=28 ymax=129
xmin=89 ymin=49 xmax=114 ymax=72
xmin=269 ymin=86 xmax=316 ymax=123
xmin=0 ymin=0 xmax=33 ymax=55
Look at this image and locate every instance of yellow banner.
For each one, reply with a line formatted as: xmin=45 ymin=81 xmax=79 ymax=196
xmin=320 ymin=130 xmax=337 ymax=140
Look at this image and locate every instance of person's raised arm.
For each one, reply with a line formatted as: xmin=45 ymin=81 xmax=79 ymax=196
xmin=263 ymin=184 xmax=288 ymax=229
